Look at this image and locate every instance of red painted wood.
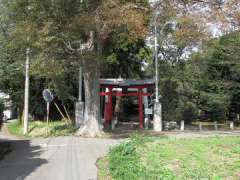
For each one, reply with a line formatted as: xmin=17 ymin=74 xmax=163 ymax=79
xmin=99 ymin=92 xmax=152 ymax=97
xmin=104 ymin=102 xmax=112 ymax=123
xmin=103 ymin=88 xmax=113 ymax=126
xmin=139 ymin=89 xmax=143 ymax=129
xmin=101 ymin=86 xmax=152 ymax=128
xmin=109 ymin=88 xmax=113 ymax=123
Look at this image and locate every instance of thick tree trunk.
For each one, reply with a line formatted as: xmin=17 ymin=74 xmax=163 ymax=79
xmin=76 ymin=58 xmax=103 ymax=137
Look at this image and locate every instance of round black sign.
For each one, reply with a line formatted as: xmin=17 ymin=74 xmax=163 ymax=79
xmin=42 ymin=89 xmax=54 ymax=103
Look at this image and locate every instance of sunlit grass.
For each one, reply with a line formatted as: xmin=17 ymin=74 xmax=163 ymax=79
xmin=98 ymin=135 xmax=240 ymax=180
xmin=7 ymin=120 xmax=77 ymax=138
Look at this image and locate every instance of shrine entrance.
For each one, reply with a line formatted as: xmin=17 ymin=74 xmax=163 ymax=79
xmin=100 ymin=79 xmax=155 ymax=129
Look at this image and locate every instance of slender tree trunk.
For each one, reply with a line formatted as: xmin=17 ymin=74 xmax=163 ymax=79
xmin=76 ymin=57 xmax=102 ymax=137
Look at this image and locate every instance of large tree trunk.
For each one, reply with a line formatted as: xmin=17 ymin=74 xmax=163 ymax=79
xmin=76 ymin=57 xmax=103 ymax=137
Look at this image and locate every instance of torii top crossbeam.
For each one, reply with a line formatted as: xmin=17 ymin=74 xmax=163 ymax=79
xmin=100 ymin=78 xmax=155 ymax=88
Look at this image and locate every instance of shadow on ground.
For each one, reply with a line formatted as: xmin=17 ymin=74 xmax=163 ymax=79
xmin=104 ymin=122 xmax=165 ymax=139
xmin=104 ymin=121 xmax=240 ymax=139
xmin=0 ymin=138 xmax=47 ymax=180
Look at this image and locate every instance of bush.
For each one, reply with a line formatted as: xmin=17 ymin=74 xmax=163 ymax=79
xmin=229 ymin=85 xmax=240 ymax=115
xmin=200 ymin=93 xmax=229 ymax=122
xmin=108 ymin=135 xmax=147 ymax=180
xmin=161 ymin=78 xmax=179 ymax=121
xmin=207 ymin=99 xmax=228 ymax=122
xmin=0 ymin=99 xmax=4 ymax=129
xmin=182 ymin=102 xmax=198 ymax=123
xmin=7 ymin=120 xmax=77 ymax=137
xmin=175 ymin=101 xmax=198 ymax=124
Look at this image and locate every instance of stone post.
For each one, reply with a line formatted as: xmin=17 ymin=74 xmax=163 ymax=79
xmin=230 ymin=121 xmax=234 ymax=130
xmin=214 ymin=121 xmax=218 ymax=131
xmin=153 ymin=102 xmax=162 ymax=131
xmin=180 ymin=120 xmax=185 ymax=131
xmin=199 ymin=122 xmax=202 ymax=131
xmin=145 ymin=117 xmax=149 ymax=129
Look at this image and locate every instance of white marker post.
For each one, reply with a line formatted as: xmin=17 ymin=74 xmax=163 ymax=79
xmin=180 ymin=120 xmax=185 ymax=131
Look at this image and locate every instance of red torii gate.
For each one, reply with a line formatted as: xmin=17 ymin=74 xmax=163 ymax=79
xmin=99 ymin=79 xmax=154 ymax=129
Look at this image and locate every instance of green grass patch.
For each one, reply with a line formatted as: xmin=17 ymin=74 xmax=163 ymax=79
xmin=98 ymin=135 xmax=240 ymax=180
xmin=97 ymin=156 xmax=112 ymax=180
xmin=7 ymin=120 xmax=77 ymax=138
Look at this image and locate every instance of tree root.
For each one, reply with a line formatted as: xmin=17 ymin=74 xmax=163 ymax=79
xmin=75 ymin=119 xmax=104 ymax=137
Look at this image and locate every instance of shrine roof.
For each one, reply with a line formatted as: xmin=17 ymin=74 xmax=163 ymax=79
xmin=100 ymin=79 xmax=155 ymax=87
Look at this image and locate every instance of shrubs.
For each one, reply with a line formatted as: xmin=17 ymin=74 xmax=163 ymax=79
xmin=7 ymin=120 xmax=77 ymax=137
xmin=177 ymin=101 xmax=198 ymax=124
xmin=108 ymin=135 xmax=147 ymax=180
xmin=160 ymin=79 xmax=199 ymax=123
xmin=200 ymin=93 xmax=229 ymax=122
xmin=207 ymin=99 xmax=228 ymax=122
xmin=161 ymin=79 xmax=180 ymax=122
xmin=0 ymin=99 xmax=4 ymax=129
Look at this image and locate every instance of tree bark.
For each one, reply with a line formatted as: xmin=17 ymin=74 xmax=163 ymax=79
xmin=71 ymin=30 xmax=104 ymax=137
xmin=76 ymin=57 xmax=103 ymax=137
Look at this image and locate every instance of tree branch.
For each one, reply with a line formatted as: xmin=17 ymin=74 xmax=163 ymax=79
xmin=62 ymin=31 xmax=94 ymax=54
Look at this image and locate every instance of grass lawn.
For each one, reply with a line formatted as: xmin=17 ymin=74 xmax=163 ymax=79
xmin=98 ymin=135 xmax=240 ymax=180
xmin=7 ymin=120 xmax=77 ymax=138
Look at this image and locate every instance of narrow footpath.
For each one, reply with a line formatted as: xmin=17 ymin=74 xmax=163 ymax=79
xmin=0 ymin=127 xmax=118 ymax=180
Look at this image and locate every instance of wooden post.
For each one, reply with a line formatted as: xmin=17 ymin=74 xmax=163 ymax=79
xmin=138 ymin=88 xmax=143 ymax=129
xmin=109 ymin=87 xmax=113 ymax=122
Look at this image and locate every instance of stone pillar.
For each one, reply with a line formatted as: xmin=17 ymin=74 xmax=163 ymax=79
xmin=111 ymin=116 xmax=117 ymax=130
xmin=199 ymin=122 xmax=202 ymax=131
xmin=214 ymin=121 xmax=218 ymax=131
xmin=180 ymin=120 xmax=185 ymax=131
xmin=230 ymin=121 xmax=234 ymax=130
xmin=154 ymin=102 xmax=162 ymax=131
xmin=75 ymin=101 xmax=84 ymax=128
xmin=145 ymin=117 xmax=149 ymax=129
